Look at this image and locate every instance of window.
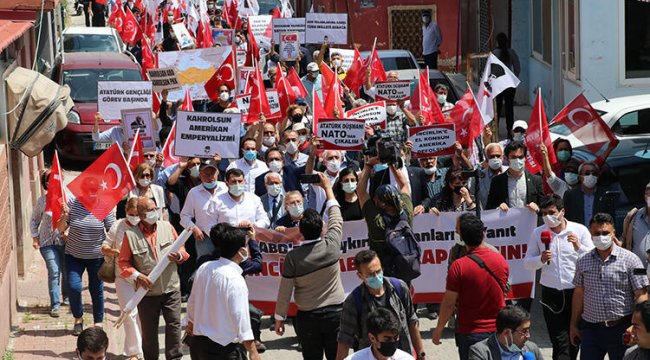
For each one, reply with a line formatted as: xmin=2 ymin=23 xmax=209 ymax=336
xmin=561 ymin=0 xmax=579 ymax=79
xmin=360 ymin=0 xmax=375 ymax=8
xmin=624 ymin=0 xmax=650 ymax=79
xmin=611 ymin=109 xmax=650 ymax=136
xmin=531 ymin=0 xmax=552 ymax=64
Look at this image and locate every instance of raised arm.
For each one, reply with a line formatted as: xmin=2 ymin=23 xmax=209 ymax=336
xmin=305 ymin=136 xmax=319 ymax=175
xmin=390 ymin=163 xmax=410 ymax=195
xmin=358 ymin=157 xmax=377 ymax=207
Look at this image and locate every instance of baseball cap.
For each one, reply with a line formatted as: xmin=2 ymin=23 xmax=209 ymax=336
xmin=512 ymin=120 xmax=528 ymax=131
xmin=199 ymin=158 xmax=219 ymax=170
xmin=307 ymin=62 xmax=319 ymax=72
xmin=292 ymin=122 xmax=306 ymax=132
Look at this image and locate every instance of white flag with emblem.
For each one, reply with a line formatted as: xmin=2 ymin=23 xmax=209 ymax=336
xmin=476 ymin=53 xmax=520 ymax=124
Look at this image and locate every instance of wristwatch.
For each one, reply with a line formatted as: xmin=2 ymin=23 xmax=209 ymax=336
xmin=418 ymin=352 xmax=426 ymax=359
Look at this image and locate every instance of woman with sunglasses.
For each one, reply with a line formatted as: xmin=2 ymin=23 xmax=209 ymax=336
xmin=128 ymin=163 xmax=167 ymax=220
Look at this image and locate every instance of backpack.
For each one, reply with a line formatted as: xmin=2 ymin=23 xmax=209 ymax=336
xmin=383 ymin=218 xmax=422 ymax=283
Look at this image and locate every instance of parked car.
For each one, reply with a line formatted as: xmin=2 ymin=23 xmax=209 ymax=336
xmin=62 ymin=26 xmax=126 ymax=54
xmin=550 ymin=94 xmax=650 ymax=160
xmin=50 ymin=52 xmax=142 ymax=161
xmin=360 ymin=49 xmax=420 ymax=85
xmin=428 ymin=69 xmax=462 ymax=105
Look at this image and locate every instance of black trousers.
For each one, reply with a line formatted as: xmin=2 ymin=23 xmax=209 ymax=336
xmin=91 ymin=2 xmax=105 ymax=27
xmin=496 ymin=87 xmax=516 ymax=138
xmin=542 ymin=286 xmax=578 ymax=360
xmin=138 ymin=290 xmax=183 ymax=360
xmin=295 ymin=306 xmax=342 ymax=360
xmin=424 ymin=52 xmax=439 ymax=70
xmin=249 ymin=303 xmax=263 ymax=341
xmin=190 ymin=336 xmax=247 ymax=360
xmin=83 ymin=0 xmax=91 ymax=27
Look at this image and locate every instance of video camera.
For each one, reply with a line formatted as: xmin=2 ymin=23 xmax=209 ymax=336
xmin=363 ymin=127 xmax=402 ymax=167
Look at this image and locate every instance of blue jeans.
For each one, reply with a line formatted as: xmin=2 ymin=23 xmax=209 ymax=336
xmin=65 ymin=254 xmax=104 ymax=323
xmin=580 ymin=319 xmax=630 ymax=360
xmin=455 ymin=331 xmax=493 ymax=360
xmin=39 ymin=245 xmax=69 ymax=308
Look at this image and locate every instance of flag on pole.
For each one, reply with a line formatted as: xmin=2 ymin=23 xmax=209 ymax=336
xmin=204 ymin=48 xmax=237 ymax=100
xmin=476 ymin=53 xmax=520 ymax=124
xmin=525 ymin=89 xmax=556 ymax=174
xmin=343 ymin=47 xmax=365 ymax=97
xmin=45 ymin=151 xmax=67 ymax=230
xmin=414 ymin=67 xmax=445 ymax=125
xmin=247 ymin=65 xmax=272 ymax=122
xmin=182 ymin=88 xmax=194 ymax=111
xmin=121 ymin=7 xmax=143 ymax=45
xmin=127 ymin=129 xmax=145 ymax=172
xmin=448 ymin=89 xmax=484 ymax=150
xmin=162 ymin=122 xmax=179 ymax=168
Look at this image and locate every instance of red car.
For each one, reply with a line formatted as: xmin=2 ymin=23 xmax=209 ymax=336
xmin=51 ymin=52 xmax=142 ymax=161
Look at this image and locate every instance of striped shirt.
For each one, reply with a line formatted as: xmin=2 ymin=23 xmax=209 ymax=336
xmin=65 ymin=198 xmax=115 ymax=259
xmin=30 ymin=195 xmax=64 ymax=247
xmin=573 ymin=245 xmax=648 ymax=323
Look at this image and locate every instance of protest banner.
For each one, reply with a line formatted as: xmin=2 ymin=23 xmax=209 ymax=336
xmin=121 ymin=108 xmax=156 ymax=152
xmin=374 ymin=80 xmax=411 ymax=102
xmin=279 ymin=33 xmax=300 ymax=61
xmin=235 ymin=90 xmax=281 ymax=123
xmin=249 ymin=15 xmax=273 ymax=48
xmin=97 ymin=81 xmax=152 ymax=120
xmin=317 ymin=118 xmax=365 ymax=150
xmin=272 ymin=17 xmax=306 ymax=43
xmin=172 ymin=23 xmax=194 ymax=49
xmin=345 ymin=101 xmax=386 ymax=128
xmin=174 ymin=111 xmax=241 ymax=159
xmin=212 ymin=28 xmax=234 ymax=46
xmin=246 ymin=208 xmax=537 ymax=315
xmin=305 ymin=13 xmax=348 ymax=45
xmin=158 ymin=47 xmax=231 ymax=101
xmin=329 ymin=48 xmax=355 ymax=70
xmin=409 ymin=124 xmax=456 ymax=158
xmin=236 ymin=48 xmax=247 ymax=67
xmin=146 ymin=67 xmax=181 ymax=92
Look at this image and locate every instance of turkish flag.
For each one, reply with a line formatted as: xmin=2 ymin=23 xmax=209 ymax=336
xmin=205 ymin=48 xmax=237 ymax=100
xmin=319 ymin=62 xmax=337 ymax=105
xmin=323 ymin=75 xmax=344 ymax=118
xmin=276 ymin=68 xmax=297 ymax=119
xmin=67 ymin=144 xmax=135 ymax=221
xmin=128 ymin=129 xmax=145 ymax=172
xmin=415 ymin=68 xmax=445 ymax=125
xmin=448 ymin=89 xmax=483 ymax=150
xmin=152 ymin=91 xmax=161 ymax=115
xmin=121 ymin=7 xmax=143 ymax=45
xmin=45 ymin=151 xmax=66 ymax=230
xmin=343 ymin=47 xmax=365 ymax=97
xmin=552 ymin=93 xmax=619 ymax=156
xmin=141 ymin=40 xmax=156 ymax=79
xmin=108 ymin=0 xmax=125 ymax=34
xmin=196 ymin=19 xmax=215 ymax=48
xmin=182 ymin=88 xmax=194 ymax=111
xmin=287 ymin=68 xmax=307 ymax=98
xmin=312 ymin=88 xmax=327 ymax=133
xmin=525 ymin=90 xmax=556 ymax=174
xmin=247 ymin=65 xmax=272 ymax=122
xmin=245 ymin=27 xmax=260 ymax=67
xmin=368 ymin=48 xmax=387 ymax=83
xmin=162 ymin=122 xmax=179 ymax=168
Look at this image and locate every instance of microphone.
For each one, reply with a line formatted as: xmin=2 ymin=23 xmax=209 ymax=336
xmin=523 ymin=352 xmax=536 ymax=360
xmin=541 ymin=230 xmax=552 ymax=265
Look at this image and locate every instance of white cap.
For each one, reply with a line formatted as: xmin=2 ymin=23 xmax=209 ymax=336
xmin=512 ymin=120 xmax=528 ymax=131
xmin=307 ymin=62 xmax=319 ymax=72
xmin=292 ymin=122 xmax=306 ymax=132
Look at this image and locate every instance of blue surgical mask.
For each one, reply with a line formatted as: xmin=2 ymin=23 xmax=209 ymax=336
xmin=189 ymin=165 xmax=200 ymax=178
xmin=505 ymin=332 xmax=523 ymax=354
xmin=374 ymin=163 xmax=389 ymax=172
xmin=557 ymin=150 xmax=571 ymax=162
xmin=509 ymin=158 xmax=525 ymax=171
xmin=288 ymin=204 xmax=304 ymax=217
xmin=513 ymin=132 xmax=525 ymax=142
xmin=365 ymin=273 xmax=384 ymax=289
xmin=229 ymin=184 xmax=246 ymax=197
xmin=342 ymin=182 xmax=357 ymax=193
xmin=564 ymin=172 xmax=578 ymax=186
xmin=244 ymin=150 xmax=257 ymax=161
xmin=203 ymin=180 xmax=219 ymax=190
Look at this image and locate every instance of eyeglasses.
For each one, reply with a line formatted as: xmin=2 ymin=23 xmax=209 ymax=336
xmin=141 ymin=174 xmax=152 ymax=178
xmin=513 ymin=328 xmax=530 ymax=336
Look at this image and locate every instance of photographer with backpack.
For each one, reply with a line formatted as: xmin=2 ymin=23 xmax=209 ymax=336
xmin=358 ymin=157 xmax=422 ymax=285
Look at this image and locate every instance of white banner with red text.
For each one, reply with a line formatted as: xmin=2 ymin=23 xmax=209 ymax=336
xmin=246 ymin=208 xmax=537 ymax=315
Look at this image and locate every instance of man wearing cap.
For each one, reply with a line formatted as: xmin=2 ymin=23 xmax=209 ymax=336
xmin=301 ymin=62 xmax=323 ymax=107
xmin=499 ymin=120 xmax=528 ymax=150
xmin=180 ymin=158 xmax=227 ymax=262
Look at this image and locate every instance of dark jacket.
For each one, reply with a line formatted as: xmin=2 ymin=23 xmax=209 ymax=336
xmin=370 ymin=166 xmax=429 ymax=207
xmin=468 ymin=334 xmax=544 ymax=360
xmin=486 ymin=170 xmax=544 ymax=210
xmin=254 ymin=165 xmax=306 ymax=197
xmin=562 ymin=186 xmax=609 ymax=226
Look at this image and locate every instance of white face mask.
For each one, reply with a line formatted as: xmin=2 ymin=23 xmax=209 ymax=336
xmin=513 ymin=132 xmax=525 ymax=142
xmin=144 ymin=210 xmax=158 ymax=225
xmin=386 ymin=105 xmax=397 ymax=116
xmin=437 ymin=94 xmax=447 ymax=104
xmin=298 ymin=135 xmax=307 ymax=144
xmin=147 ymin=158 xmax=156 ymax=167
xmin=582 ymin=174 xmax=598 ymax=189
xmin=126 ymin=215 xmax=140 ymax=226
xmin=138 ymin=178 xmax=151 ymax=187
xmin=592 ymin=235 xmax=612 ymax=250
xmin=288 ymin=204 xmax=304 ymax=218
xmin=332 ymin=59 xmax=342 ymax=67
xmin=268 ymin=160 xmax=283 ymax=173
xmin=565 ymin=172 xmax=579 ymax=186
xmin=342 ymin=181 xmax=357 ymax=193
xmin=263 ymin=136 xmax=276 ymax=146
xmin=266 ymin=183 xmax=283 ymax=197
xmin=543 ymin=211 xmax=563 ymax=228
xmin=229 ymin=184 xmax=246 ymax=197
xmin=488 ymin=158 xmax=503 ymax=170
xmin=285 ymin=141 xmax=299 ymax=154
xmin=326 ymin=160 xmax=341 ymax=174
xmin=190 ymin=164 xmax=200 ymax=178
xmin=219 ymin=92 xmax=230 ymax=102
xmin=423 ymin=166 xmax=437 ymax=175
xmin=239 ymin=247 xmax=249 ymax=261
xmin=509 ymin=158 xmax=525 ymax=171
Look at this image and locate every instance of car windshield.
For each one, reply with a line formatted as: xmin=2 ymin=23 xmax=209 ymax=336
xmin=64 ymin=34 xmax=119 ymax=52
xmin=62 ymin=68 xmax=142 ymax=102
xmin=379 ymin=56 xmax=417 ymax=70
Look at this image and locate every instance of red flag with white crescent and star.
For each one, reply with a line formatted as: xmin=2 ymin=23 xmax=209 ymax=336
xmin=67 ymin=144 xmax=135 ymax=221
xmin=525 ymin=90 xmax=556 ymax=174
xmin=448 ymin=88 xmax=483 ymax=150
xmin=127 ymin=129 xmax=145 ymax=172
xmin=45 ymin=151 xmax=67 ymax=230
xmin=162 ymin=122 xmax=179 ymax=168
xmin=204 ymin=48 xmax=238 ymax=101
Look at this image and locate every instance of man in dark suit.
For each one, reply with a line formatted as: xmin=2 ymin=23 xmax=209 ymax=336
xmin=562 ymin=161 xmax=608 ymax=227
xmin=254 ymin=147 xmax=304 ymax=196
xmin=468 ymin=305 xmax=544 ymax=360
xmin=486 ymin=141 xmax=544 ymax=213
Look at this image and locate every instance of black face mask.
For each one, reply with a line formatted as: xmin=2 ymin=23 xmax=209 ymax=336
xmin=377 ymin=340 xmax=398 ymax=357
xmin=453 ymin=185 xmax=463 ymax=194
xmin=291 ymin=114 xmax=303 ymax=123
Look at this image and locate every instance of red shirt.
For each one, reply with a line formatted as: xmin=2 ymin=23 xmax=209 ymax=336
xmin=446 ymin=246 xmax=509 ymax=334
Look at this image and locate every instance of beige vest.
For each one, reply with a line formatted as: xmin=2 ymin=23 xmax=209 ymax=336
xmin=125 ymin=221 xmax=179 ymax=296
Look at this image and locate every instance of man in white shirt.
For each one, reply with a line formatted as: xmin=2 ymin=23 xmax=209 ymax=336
xmin=345 ymin=308 xmax=414 ymax=360
xmin=213 ymin=168 xmax=270 ymax=230
xmin=180 ymin=159 xmax=227 ymax=261
xmin=186 ymin=224 xmax=261 ymax=360
xmin=92 ymin=112 xmax=124 ymax=147
xmin=227 ymin=138 xmax=269 ymax=193
xmin=524 ymin=194 xmax=593 ymax=360
xmin=422 ymin=10 xmax=442 ymax=70
xmin=261 ymin=172 xmax=285 ymax=229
